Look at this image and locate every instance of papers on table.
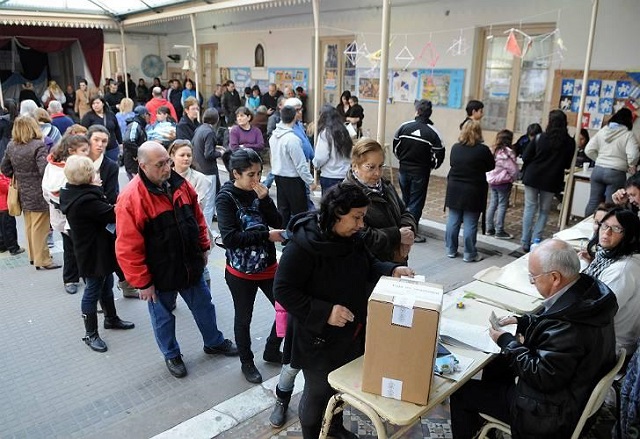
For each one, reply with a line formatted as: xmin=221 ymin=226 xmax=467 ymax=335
xmin=474 ymin=258 xmax=541 ymax=299
xmin=434 ymin=352 xmax=476 ymax=382
xmin=440 ymin=317 xmax=517 ymax=354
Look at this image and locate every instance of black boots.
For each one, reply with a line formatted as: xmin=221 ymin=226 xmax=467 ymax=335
xmin=82 ymin=313 xmax=107 ymax=352
xmin=263 ymin=337 xmax=283 ymax=364
xmin=241 ymin=362 xmax=263 ymax=384
xmin=100 ymin=296 xmax=135 ymax=330
xmin=269 ymin=386 xmax=293 ymax=428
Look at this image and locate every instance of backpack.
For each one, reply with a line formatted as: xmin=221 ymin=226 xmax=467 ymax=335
xmin=217 ymin=192 xmax=269 ymax=274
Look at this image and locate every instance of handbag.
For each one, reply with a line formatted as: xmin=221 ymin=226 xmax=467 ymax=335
xmin=7 ymin=176 xmax=21 ymax=216
xmin=215 ymin=192 xmax=270 ymax=274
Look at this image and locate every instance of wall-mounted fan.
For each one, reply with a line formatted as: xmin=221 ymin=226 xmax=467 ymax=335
xmin=141 ymin=54 xmax=164 ymax=78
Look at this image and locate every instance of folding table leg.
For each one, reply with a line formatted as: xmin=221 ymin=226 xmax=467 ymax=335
xmin=319 ymin=394 xmax=342 ymax=439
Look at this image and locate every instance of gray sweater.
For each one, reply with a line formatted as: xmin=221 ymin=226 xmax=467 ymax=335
xmin=269 ymin=123 xmax=313 ymax=185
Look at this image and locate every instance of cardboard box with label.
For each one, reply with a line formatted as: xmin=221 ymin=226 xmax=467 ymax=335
xmin=361 ymin=276 xmax=443 ymax=405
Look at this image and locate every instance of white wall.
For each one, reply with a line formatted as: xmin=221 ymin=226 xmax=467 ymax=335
xmin=117 ymin=0 xmax=639 ymax=175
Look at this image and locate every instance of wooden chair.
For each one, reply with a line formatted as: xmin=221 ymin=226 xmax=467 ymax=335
xmin=477 ymin=348 xmax=626 ymax=439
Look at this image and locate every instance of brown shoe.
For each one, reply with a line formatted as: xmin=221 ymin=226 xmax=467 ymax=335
xmin=36 ymin=263 xmax=62 ymax=270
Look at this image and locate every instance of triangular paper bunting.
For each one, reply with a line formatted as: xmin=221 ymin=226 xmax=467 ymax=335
xmin=505 ymin=30 xmax=521 ymax=57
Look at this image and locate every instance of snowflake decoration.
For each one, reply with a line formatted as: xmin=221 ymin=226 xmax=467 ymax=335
xmin=447 ymin=30 xmax=469 ymax=56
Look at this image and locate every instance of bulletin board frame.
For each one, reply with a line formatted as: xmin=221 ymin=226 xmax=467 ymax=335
xmin=551 ymin=69 xmax=637 ymax=129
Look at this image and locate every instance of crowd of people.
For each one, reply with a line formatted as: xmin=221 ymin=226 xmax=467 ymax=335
xmin=2 ymin=72 xmax=640 ymax=438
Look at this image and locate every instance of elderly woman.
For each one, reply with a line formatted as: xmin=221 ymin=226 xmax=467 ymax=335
xmin=584 ymin=108 xmax=640 ymax=216
xmin=274 ymin=182 xmax=413 ymax=439
xmin=81 ymin=96 xmax=122 ymax=163
xmin=345 ymin=138 xmax=416 ymax=263
xmin=1 ymin=116 xmax=60 ymax=270
xmin=33 ymin=108 xmax=62 ymax=149
xmin=582 ymin=207 xmax=640 ymax=355
xmin=445 ymin=120 xmax=495 ymax=262
xmin=59 ymin=155 xmax=134 ymax=353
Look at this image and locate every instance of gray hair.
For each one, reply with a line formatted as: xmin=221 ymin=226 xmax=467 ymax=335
xmin=284 ymin=97 xmax=302 ymax=108
xmin=47 ymin=100 xmax=63 ymax=113
xmin=19 ymin=99 xmax=38 ymax=116
xmin=138 ymin=141 xmax=165 ymax=164
xmin=534 ymin=239 xmax=580 ymax=278
xmin=152 ymin=86 xmax=162 ymax=97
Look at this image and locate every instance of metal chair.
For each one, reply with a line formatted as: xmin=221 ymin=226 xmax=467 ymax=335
xmin=477 ymin=348 xmax=626 ymax=439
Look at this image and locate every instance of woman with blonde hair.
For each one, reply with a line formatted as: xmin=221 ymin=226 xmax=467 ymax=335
xmin=42 ymin=80 xmax=66 ymax=107
xmin=0 ymin=116 xmax=60 ymax=270
xmin=345 ymin=138 xmax=417 ymax=263
xmin=116 ymin=97 xmax=135 ymax=138
xmin=444 ymin=120 xmax=494 ymax=262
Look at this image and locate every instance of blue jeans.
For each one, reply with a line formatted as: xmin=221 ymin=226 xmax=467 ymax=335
xmin=486 ymin=185 xmax=512 ymax=233
xmin=320 ymin=176 xmax=343 ymax=197
xmin=398 ymin=171 xmax=429 ymax=223
xmin=82 ymin=274 xmax=114 ymax=314
xmin=585 ymin=165 xmax=627 ymax=216
xmin=278 ymin=363 xmax=301 ymax=392
xmin=445 ymin=208 xmax=480 ymax=259
xmin=521 ymin=186 xmax=555 ymax=247
xmin=148 ymin=275 xmax=225 ymax=360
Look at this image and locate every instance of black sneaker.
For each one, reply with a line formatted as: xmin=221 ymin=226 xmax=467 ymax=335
xmin=165 ymin=355 xmax=187 ymax=378
xmin=9 ymin=247 xmax=25 ymax=255
xmin=203 ymin=339 xmax=239 ymax=356
xmin=495 ymin=231 xmax=513 ymax=240
xmin=241 ymin=362 xmax=263 ymax=384
xmin=413 ymin=234 xmax=426 ymax=243
xmin=485 ymin=229 xmax=495 ymax=236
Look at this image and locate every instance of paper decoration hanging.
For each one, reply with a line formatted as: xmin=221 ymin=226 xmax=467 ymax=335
xmin=395 ymin=36 xmax=415 ymax=70
xmin=343 ymin=40 xmax=360 ymax=66
xmin=446 ymin=30 xmax=469 ymax=56
xmin=417 ymin=39 xmax=440 ymax=68
xmin=505 ymin=29 xmax=522 ymax=57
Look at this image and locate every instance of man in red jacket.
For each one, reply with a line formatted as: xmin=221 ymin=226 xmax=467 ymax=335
xmin=145 ymin=87 xmax=177 ymax=124
xmin=115 ymin=141 xmax=237 ymax=378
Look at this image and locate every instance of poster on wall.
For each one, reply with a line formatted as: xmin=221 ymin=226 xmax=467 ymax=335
xmin=418 ymin=69 xmax=465 ymax=109
xmin=268 ymin=68 xmax=309 ymax=93
xmin=228 ymin=67 xmax=253 ymax=89
xmin=391 ymin=70 xmax=420 ymax=103
xmin=356 ymin=68 xmax=393 ymax=102
xmin=558 ymin=76 xmax=639 ymax=130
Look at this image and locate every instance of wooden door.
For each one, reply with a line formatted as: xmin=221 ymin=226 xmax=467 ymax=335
xmin=199 ymin=44 xmax=218 ymax=102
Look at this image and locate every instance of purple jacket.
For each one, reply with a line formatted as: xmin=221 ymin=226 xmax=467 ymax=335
xmin=229 ymin=125 xmax=265 ymax=151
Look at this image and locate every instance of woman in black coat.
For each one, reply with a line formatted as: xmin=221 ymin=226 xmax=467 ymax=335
xmin=59 ymin=155 xmax=133 ymax=353
xmin=216 ymin=149 xmax=285 ymax=384
xmin=444 ymin=120 xmax=494 ymax=262
xmin=81 ymin=96 xmax=122 ymax=163
xmin=520 ymin=109 xmax=574 ymax=251
xmin=274 ymin=182 xmax=413 ymax=439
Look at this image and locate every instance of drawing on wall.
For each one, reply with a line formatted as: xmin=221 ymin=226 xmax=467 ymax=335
xmin=229 ymin=67 xmax=253 ymax=89
xmin=418 ymin=69 xmax=465 ymax=108
xmin=357 ymin=68 xmax=383 ymax=102
xmin=391 ymin=70 xmax=419 ymax=103
xmin=268 ymin=68 xmax=309 ymax=92
xmin=219 ymin=68 xmax=230 ymax=84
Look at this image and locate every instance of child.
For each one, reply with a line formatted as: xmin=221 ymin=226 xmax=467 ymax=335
xmin=486 ymin=129 xmax=518 ymax=239
xmin=0 ymin=173 xmax=25 ymax=255
xmin=145 ymin=106 xmax=176 ymax=148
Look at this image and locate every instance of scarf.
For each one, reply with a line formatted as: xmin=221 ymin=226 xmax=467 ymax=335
xmin=583 ymin=246 xmax=616 ymax=279
xmin=351 ymin=169 xmax=384 ymax=195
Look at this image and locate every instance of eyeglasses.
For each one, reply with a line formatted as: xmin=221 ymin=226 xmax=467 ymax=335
xmin=528 ymin=271 xmax=555 ymax=284
xmin=360 ymin=163 xmax=387 ymax=173
xmin=153 ymin=158 xmax=173 ymax=169
xmin=600 ymin=223 xmax=624 ymax=234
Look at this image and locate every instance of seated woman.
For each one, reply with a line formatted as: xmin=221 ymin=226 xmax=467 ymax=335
xmin=345 ymin=138 xmax=417 ymax=263
xmin=612 ymin=172 xmax=640 ymax=213
xmin=582 ymin=207 xmax=640 ymax=356
xmin=274 ymin=182 xmax=414 ymax=439
xmin=229 ymin=107 xmax=265 ymax=152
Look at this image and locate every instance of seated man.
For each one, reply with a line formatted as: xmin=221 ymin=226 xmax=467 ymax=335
xmin=451 ymin=239 xmax=618 ymax=439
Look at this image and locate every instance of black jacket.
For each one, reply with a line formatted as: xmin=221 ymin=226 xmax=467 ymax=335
xmin=222 ymin=90 xmax=242 ymax=122
xmin=99 ymin=156 xmax=120 ymax=205
xmin=274 ymin=212 xmax=399 ymax=372
xmin=123 ymin=115 xmax=148 ymax=176
xmin=192 ymin=123 xmax=222 ymax=176
xmin=445 ymin=142 xmax=494 ymax=212
xmin=496 ymin=274 xmax=618 ymax=438
xmin=81 ymin=111 xmax=122 ymax=151
xmin=522 ymin=132 xmax=574 ymax=193
xmin=59 ymin=184 xmax=116 ymax=277
xmin=176 ymin=115 xmax=200 ymax=141
xmin=216 ymin=181 xmax=282 ymax=268
xmin=345 ymin=171 xmax=416 ymax=263
xmin=393 ymin=118 xmax=445 ymax=173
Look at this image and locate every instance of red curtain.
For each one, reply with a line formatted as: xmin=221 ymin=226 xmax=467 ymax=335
xmin=0 ymin=26 xmax=103 ymax=85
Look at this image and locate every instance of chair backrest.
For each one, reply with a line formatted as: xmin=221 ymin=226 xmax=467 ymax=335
xmin=571 ymin=347 xmax=627 ymax=439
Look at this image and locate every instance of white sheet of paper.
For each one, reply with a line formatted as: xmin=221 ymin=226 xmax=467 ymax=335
xmin=436 ymin=353 xmax=476 ymax=382
xmin=439 ymin=317 xmax=517 ymax=354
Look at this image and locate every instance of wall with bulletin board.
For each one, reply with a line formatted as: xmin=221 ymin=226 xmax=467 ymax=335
xmin=552 ymin=70 xmax=639 ymax=130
